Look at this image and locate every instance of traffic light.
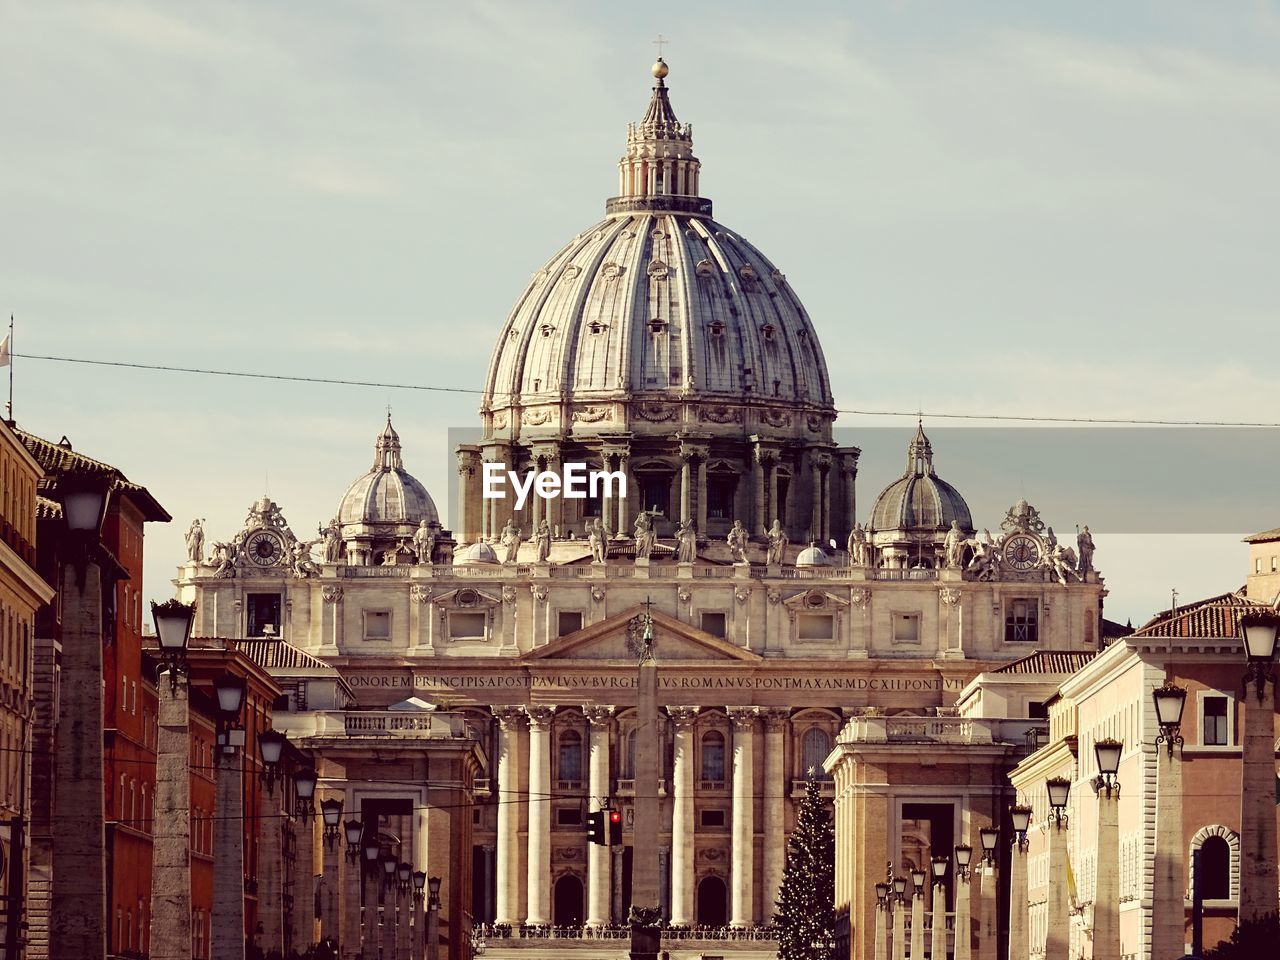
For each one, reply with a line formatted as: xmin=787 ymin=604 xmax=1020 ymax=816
xmin=608 ymin=809 xmax=623 ymax=846
xmin=586 ymin=810 xmax=606 ymax=845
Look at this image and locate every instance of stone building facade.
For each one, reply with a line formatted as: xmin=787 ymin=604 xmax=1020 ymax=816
xmin=173 ymin=59 xmax=1108 ymax=960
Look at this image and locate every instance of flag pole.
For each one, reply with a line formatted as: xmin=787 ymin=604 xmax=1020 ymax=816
xmin=5 ymin=315 xmax=11 ymax=423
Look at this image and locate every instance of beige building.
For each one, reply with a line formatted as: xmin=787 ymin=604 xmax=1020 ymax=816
xmin=175 ymin=60 xmax=1107 ymax=960
xmin=0 ymin=420 xmax=54 ymax=955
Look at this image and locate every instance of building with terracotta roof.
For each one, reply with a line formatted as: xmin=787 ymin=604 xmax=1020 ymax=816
xmin=1244 ymin=525 xmax=1280 ymax=604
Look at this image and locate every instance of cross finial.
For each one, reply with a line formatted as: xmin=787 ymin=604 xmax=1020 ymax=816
xmin=653 ymin=34 xmax=668 ymax=58
xmin=386 ymin=403 xmax=393 ymax=420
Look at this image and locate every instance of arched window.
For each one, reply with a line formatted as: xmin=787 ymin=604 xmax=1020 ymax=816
xmin=802 ymin=728 xmax=832 ymax=780
xmin=1200 ymin=835 xmax=1231 ymax=900
xmin=558 ymin=730 xmax=583 ymax=783
xmin=701 ymin=730 xmax=726 ymax=782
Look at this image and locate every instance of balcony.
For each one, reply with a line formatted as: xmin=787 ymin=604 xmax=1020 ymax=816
xmin=837 ymin=714 xmax=996 ymax=746
xmin=343 ymin=711 xmax=475 ymax=739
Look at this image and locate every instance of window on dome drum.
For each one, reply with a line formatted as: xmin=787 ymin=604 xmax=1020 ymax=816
xmin=1202 ymin=696 xmax=1229 ymax=746
xmin=246 ymin=594 xmax=281 ymax=639
xmin=449 ymin=612 xmax=487 ymax=641
xmin=798 ymin=613 xmax=835 ymax=641
xmin=363 ymin=610 xmax=391 ymax=641
xmin=700 ymin=730 xmax=726 ymax=782
xmin=707 ymin=476 xmax=736 ymax=520
xmin=557 ymin=730 xmax=583 ymax=784
xmin=802 ymin=728 xmax=832 ymax=780
xmin=558 ymin=611 xmax=583 ymax=637
xmin=1005 ymin=599 xmax=1038 ymax=642
xmin=638 ymin=474 xmax=671 ymax=517
xmin=1199 ymin=836 xmax=1231 ymax=899
xmin=891 ymin=613 xmax=921 ymax=645
xmin=700 ymin=612 xmax=726 ymax=638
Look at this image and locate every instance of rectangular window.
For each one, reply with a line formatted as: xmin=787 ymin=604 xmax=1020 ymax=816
xmin=449 ymin=612 xmax=487 ymax=640
xmin=558 ymin=611 xmax=584 ymax=637
xmin=1028 ymin=701 xmax=1049 ymax=720
xmin=1272 ymin=556 xmax=1278 ymax=573
xmin=1005 ymin=600 xmax=1038 ymax=642
xmin=798 ymin=613 xmax=834 ymax=641
xmin=363 ymin=610 xmax=391 ymax=641
xmin=556 ymin=807 xmax=583 ymax=827
xmin=892 ymin=613 xmax=920 ymax=644
xmin=246 ymin=594 xmax=282 ymax=639
xmin=707 ymin=477 xmax=736 ymax=521
xmin=1202 ymin=696 xmax=1229 ymax=746
xmin=699 ymin=809 xmax=726 ymax=828
xmin=637 ymin=474 xmax=670 ymax=517
xmin=700 ymin=612 xmax=727 ymax=638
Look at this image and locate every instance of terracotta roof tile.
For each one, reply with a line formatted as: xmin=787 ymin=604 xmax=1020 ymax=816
xmin=993 ymin=650 xmax=1096 ymax=675
xmin=1244 ymin=527 xmax=1280 ymax=543
xmin=18 ymin=427 xmax=170 ymax=522
xmin=1131 ymin=591 xmax=1270 ymax=639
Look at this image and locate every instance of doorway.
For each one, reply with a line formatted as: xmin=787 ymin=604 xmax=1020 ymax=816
xmin=696 ymin=875 xmax=728 ymax=926
xmin=553 ymin=874 xmax=584 ymax=926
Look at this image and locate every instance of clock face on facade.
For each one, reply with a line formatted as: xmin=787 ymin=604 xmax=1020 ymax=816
xmin=247 ymin=529 xmax=285 ymax=567
xmin=1003 ymin=534 xmax=1041 ymax=571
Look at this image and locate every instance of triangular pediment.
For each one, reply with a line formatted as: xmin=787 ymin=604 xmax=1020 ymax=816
xmin=523 ymin=606 xmax=761 ymax=662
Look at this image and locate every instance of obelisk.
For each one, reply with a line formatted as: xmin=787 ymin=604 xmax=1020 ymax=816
xmin=630 ymin=603 xmax=661 ymax=960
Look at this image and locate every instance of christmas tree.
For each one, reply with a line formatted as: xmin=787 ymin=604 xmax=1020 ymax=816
xmin=775 ymin=770 xmax=836 ymax=960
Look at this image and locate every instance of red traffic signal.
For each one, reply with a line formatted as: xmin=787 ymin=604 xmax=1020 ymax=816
xmin=608 ymin=809 xmax=623 ymax=845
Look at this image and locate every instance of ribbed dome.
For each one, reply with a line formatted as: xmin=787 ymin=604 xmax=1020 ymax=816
xmin=337 ymin=417 xmax=439 ymax=528
xmin=870 ymin=425 xmax=973 ymax=535
xmin=480 ymin=61 xmax=834 ymax=442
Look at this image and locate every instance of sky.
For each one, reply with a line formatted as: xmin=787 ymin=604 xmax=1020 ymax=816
xmin=3 ymin=0 xmax=1279 ymax=625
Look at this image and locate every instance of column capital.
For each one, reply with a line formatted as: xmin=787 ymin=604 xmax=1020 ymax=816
xmin=761 ymin=708 xmax=790 ymax=731
xmin=524 ymin=705 xmax=556 ymax=729
xmin=667 ymin=705 xmax=701 ymax=727
xmin=491 ymin=705 xmax=526 ymax=730
xmin=583 ymin=705 xmax=616 ymax=726
xmin=727 ymin=706 xmax=760 ymax=730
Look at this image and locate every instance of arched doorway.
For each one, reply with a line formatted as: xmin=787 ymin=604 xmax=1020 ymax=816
xmin=553 ymin=874 xmax=584 ymax=926
xmin=696 ymin=875 xmax=728 ymax=926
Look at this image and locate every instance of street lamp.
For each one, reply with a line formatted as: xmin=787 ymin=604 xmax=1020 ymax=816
xmin=213 ymin=674 xmax=246 ymax=757
xmin=892 ymin=876 xmax=907 ymax=902
xmin=979 ymin=827 xmax=999 ymax=865
xmin=362 ymin=831 xmax=381 ymax=874
xmin=397 ymin=861 xmax=412 ymax=893
xmin=1093 ymin=737 xmax=1123 ymax=799
xmin=344 ymin=820 xmax=364 ymax=863
xmin=1153 ymin=680 xmax=1188 ymax=757
xmin=381 ymin=852 xmax=397 ymax=891
xmin=911 ymin=868 xmax=926 ymax=896
xmin=294 ymin=767 xmax=317 ymax=820
xmin=321 ymin=798 xmax=344 ymax=849
xmin=427 ymin=876 xmax=443 ymax=960
xmin=875 ymin=882 xmax=889 ymax=906
xmin=1010 ymin=804 xmax=1033 ymax=851
xmin=930 ymin=856 xmax=947 ymax=885
xmin=1046 ymin=777 xmax=1071 ymax=829
xmin=1239 ymin=610 xmax=1280 ymax=701
xmin=954 ymin=844 xmax=972 ymax=880
xmin=412 ymin=870 xmax=427 ymax=900
xmin=150 ymin=599 xmax=196 ymax=694
xmin=258 ymin=729 xmax=286 ymax=793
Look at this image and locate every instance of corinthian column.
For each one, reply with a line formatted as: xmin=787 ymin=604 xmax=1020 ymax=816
xmin=525 ymin=706 xmax=555 ymax=924
xmin=761 ymin=709 xmax=789 ymax=913
xmin=727 ymin=707 xmax=759 ymax=927
xmin=584 ymin=706 xmax=615 ymax=926
xmin=492 ymin=707 xmax=525 ymax=925
xmin=668 ymin=707 xmax=700 ymax=926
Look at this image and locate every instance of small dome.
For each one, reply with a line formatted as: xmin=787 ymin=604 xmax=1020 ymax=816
xmin=337 ymin=417 xmax=439 ymax=528
xmin=455 ymin=541 xmax=500 ymax=565
xmin=795 ymin=543 xmax=831 ymax=567
xmin=870 ymin=424 xmax=973 ymax=535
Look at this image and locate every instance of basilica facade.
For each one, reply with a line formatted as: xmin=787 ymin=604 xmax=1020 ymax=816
xmin=175 ymin=59 xmax=1105 ymax=959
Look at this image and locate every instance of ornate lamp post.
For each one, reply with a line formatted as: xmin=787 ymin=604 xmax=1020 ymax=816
xmin=978 ymin=829 xmax=998 ymax=866
xmin=321 ymin=798 xmax=343 ymax=847
xmin=1151 ymin=678 xmax=1189 ymax=959
xmin=952 ymin=846 xmax=972 ymax=960
xmin=975 ymin=830 xmax=998 ymax=960
xmin=395 ymin=862 xmax=412 ymax=960
xmin=929 ymin=856 xmax=948 ymax=960
xmin=413 ymin=871 xmax=428 ymax=960
xmin=213 ymin=673 xmax=247 ymax=755
xmin=49 ymin=478 xmax=112 ymax=960
xmin=258 ymin=729 xmax=287 ymax=793
xmin=1044 ymin=778 xmax=1072 ymax=960
xmin=909 ymin=868 xmax=926 ymax=960
xmin=427 ymin=876 xmax=443 ymax=960
xmin=210 ymin=672 xmax=248 ymax=960
xmin=1237 ymin=610 xmax=1280 ymax=923
xmin=1092 ymin=739 xmax=1123 ymax=960
xmin=345 ymin=819 xmax=365 ymax=862
xmin=891 ymin=875 xmax=908 ymax=960
xmin=874 ymin=881 xmax=890 ymax=960
xmin=147 ymin=598 xmax=198 ymax=960
xmin=294 ymin=767 xmax=318 ymax=819
xmin=1008 ymin=804 xmax=1032 ymax=960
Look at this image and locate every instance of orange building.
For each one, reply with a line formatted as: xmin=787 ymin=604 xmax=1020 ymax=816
xmin=21 ymin=428 xmax=170 ymax=960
